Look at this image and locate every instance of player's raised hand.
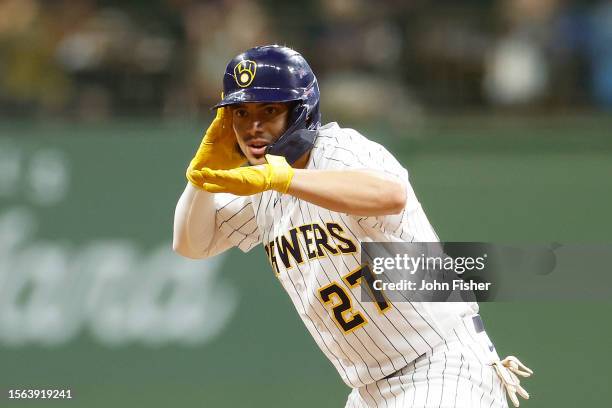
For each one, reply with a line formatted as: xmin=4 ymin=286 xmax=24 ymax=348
xmin=189 ymin=154 xmax=294 ymax=196
xmin=186 ymin=107 xmax=246 ymax=180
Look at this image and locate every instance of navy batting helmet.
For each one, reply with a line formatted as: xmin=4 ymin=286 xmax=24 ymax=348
xmin=212 ymin=45 xmax=321 ymax=164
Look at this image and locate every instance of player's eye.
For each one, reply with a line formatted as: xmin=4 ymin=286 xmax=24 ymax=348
xmin=234 ymin=109 xmax=248 ymax=118
xmin=263 ymin=106 xmax=278 ymax=115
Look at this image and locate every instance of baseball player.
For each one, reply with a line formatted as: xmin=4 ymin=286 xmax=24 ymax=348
xmin=173 ymin=45 xmax=533 ymax=407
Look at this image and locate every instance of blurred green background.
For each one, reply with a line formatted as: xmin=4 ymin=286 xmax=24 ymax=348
xmin=1 ymin=116 xmax=611 ymax=407
xmin=2 ymin=0 xmax=612 ymax=406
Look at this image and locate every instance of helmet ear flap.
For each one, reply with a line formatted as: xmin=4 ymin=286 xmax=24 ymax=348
xmin=286 ymin=101 xmax=302 ymax=127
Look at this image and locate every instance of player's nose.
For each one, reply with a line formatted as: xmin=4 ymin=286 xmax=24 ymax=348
xmin=245 ymin=119 xmax=264 ymax=136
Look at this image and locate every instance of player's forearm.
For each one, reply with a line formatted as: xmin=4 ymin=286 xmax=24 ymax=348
xmin=287 ymin=169 xmax=406 ymax=216
xmin=172 ymin=183 xmax=216 ymax=258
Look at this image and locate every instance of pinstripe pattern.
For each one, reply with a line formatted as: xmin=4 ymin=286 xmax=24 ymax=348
xmin=209 ymin=123 xmax=500 ymax=404
xmin=214 ymin=193 xmax=260 ymax=252
xmin=344 ymin=314 xmax=509 ymax=407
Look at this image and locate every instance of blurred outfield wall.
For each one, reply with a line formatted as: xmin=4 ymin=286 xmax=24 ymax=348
xmin=1 ymin=116 xmax=611 ymax=407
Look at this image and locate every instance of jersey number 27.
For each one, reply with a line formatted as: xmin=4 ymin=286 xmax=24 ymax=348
xmin=318 ymin=264 xmax=390 ymax=334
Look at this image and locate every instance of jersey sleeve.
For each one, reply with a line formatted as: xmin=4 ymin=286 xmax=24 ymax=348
xmin=313 ymin=128 xmax=407 ymax=180
xmin=210 ymin=193 xmax=261 ymax=254
xmin=314 ymin=128 xmax=419 ymax=237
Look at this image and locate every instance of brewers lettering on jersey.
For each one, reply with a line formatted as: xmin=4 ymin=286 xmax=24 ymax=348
xmin=173 ymin=45 xmax=533 ymax=408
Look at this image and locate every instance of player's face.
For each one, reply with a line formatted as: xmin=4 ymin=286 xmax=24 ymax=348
xmin=229 ymin=102 xmax=292 ymax=165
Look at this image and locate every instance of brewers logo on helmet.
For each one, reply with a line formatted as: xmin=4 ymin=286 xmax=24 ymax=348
xmin=234 ymin=60 xmax=256 ymax=87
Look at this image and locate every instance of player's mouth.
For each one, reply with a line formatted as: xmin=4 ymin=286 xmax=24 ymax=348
xmin=246 ymin=139 xmax=270 ymax=158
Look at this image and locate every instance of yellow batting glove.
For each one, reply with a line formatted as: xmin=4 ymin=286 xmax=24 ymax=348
xmin=189 ymin=154 xmax=294 ymax=196
xmin=187 ymin=107 xmax=245 ymax=181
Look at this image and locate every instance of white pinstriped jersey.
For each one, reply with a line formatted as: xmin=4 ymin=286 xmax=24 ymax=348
xmin=210 ymin=122 xmax=477 ymax=388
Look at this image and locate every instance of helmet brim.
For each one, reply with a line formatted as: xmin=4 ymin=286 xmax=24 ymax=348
xmin=211 ymin=87 xmax=303 ymax=110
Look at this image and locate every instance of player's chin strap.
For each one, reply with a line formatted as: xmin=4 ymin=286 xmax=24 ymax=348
xmin=266 ymin=103 xmax=319 ymax=165
xmin=492 ymin=356 xmax=534 ymax=407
